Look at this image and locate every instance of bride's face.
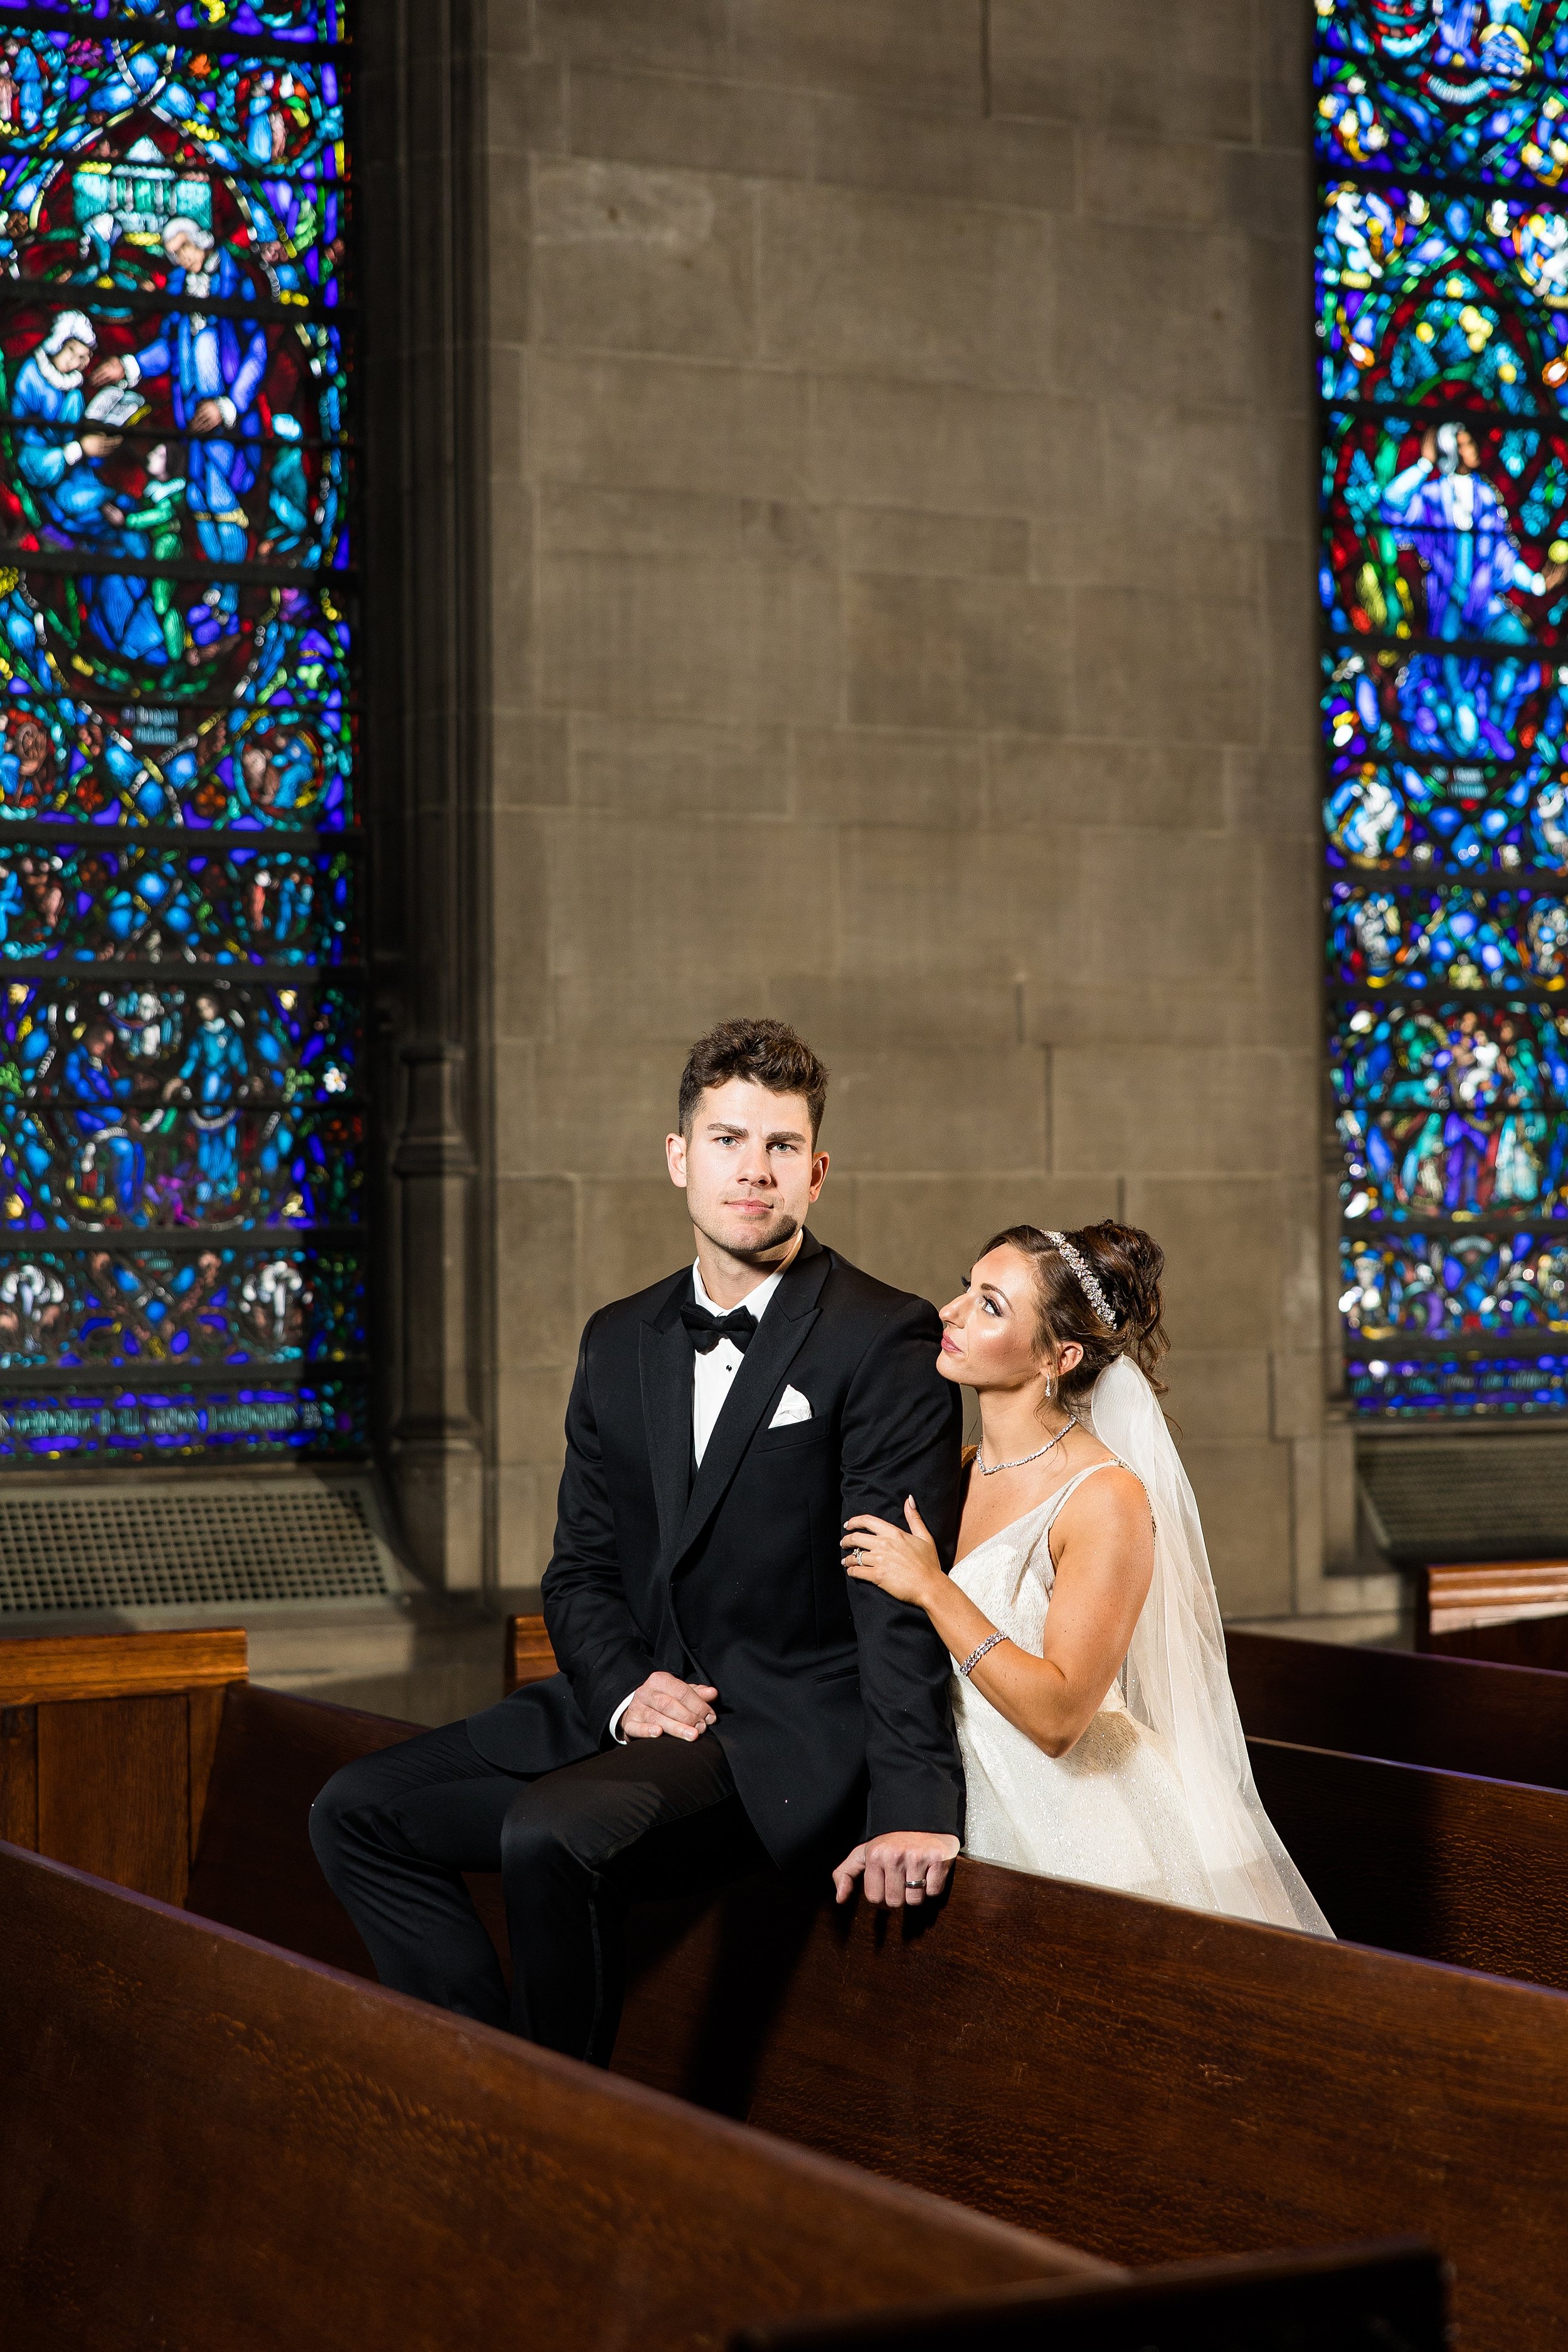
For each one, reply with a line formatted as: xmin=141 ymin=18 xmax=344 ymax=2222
xmin=938 ymin=1246 xmax=1060 ymax=1394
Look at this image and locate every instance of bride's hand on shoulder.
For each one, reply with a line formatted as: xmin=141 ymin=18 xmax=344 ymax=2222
xmin=840 ymin=1498 xmax=941 ymax=1608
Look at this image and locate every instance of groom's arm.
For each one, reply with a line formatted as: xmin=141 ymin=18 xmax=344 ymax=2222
xmin=541 ymin=1316 xmax=659 ymax=1741
xmin=840 ymin=1295 xmax=966 ymax=1843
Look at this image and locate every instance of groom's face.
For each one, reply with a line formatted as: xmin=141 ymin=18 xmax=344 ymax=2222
xmin=667 ymin=1078 xmax=827 ymax=1263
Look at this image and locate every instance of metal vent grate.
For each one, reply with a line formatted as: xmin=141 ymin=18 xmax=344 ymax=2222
xmin=1360 ymin=1434 xmax=1568 ymax=1565
xmin=0 ymin=1485 xmax=397 ymax=1614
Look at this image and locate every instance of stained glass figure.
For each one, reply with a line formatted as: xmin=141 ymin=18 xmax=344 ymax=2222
xmin=0 ymin=7 xmax=360 ymax=1460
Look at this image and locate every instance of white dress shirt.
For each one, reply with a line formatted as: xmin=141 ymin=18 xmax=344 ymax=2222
xmin=689 ymin=1256 xmax=784 ymax=1467
xmin=608 ymin=1256 xmax=785 ymax=1742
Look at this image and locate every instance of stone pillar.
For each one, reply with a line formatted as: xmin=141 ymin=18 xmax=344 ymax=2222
xmin=388 ymin=1042 xmax=485 ymax=1590
xmin=361 ymin=0 xmax=495 ymax=1590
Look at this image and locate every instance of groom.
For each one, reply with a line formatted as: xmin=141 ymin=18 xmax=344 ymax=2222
xmin=310 ymin=1017 xmax=965 ymax=2064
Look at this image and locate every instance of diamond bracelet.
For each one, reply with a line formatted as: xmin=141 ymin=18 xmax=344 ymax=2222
xmin=956 ymin=1631 xmax=1009 ymax=1679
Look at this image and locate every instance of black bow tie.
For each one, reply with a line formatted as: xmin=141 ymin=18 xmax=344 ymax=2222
xmin=681 ymin=1301 xmax=758 ymax=1355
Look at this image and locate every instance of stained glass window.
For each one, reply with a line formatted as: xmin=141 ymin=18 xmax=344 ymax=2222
xmin=1318 ymin=1 xmax=1568 ymax=1416
xmin=0 ymin=3 xmax=362 ymax=1461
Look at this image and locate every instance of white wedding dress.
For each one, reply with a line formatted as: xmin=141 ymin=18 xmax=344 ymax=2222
xmin=951 ymin=1361 xmax=1333 ymax=1937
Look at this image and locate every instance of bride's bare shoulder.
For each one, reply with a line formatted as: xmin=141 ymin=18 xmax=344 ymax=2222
xmin=1060 ymin=1448 xmax=1153 ymax=1530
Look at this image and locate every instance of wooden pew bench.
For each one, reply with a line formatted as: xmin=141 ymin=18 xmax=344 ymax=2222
xmin=0 ymin=1628 xmax=1551 ymax=2343
xmin=181 ymin=1676 xmax=1567 ymax=2352
xmin=0 ymin=1834 xmax=1446 ymax=2352
xmin=0 ymin=1625 xmax=246 ymax=1899
xmin=0 ymin=1836 xmax=1105 ymax=2351
xmin=514 ymin=1613 xmax=1568 ymax=1995
xmin=1418 ymin=1559 xmax=1568 ymax=1670
xmin=1229 ymin=1626 xmax=1568 ymax=1791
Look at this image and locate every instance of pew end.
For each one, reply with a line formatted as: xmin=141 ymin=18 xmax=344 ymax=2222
xmin=506 ymin=1609 xmax=557 ymax=1690
xmin=729 ymin=2240 xmax=1447 ymax=2352
xmin=0 ymin=1626 xmax=247 ymax=1900
xmin=1417 ymin=1559 xmax=1568 ymax=1669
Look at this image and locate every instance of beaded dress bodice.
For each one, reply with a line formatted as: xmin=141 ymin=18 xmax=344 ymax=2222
xmin=948 ymin=1459 xmax=1212 ymax=1906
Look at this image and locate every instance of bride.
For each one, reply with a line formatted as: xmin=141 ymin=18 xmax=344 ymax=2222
xmin=835 ymin=1221 xmax=1332 ymax=1936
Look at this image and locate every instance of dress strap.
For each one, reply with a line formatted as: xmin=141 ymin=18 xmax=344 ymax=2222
xmin=1052 ymin=1459 xmax=1124 ymax=1503
xmin=1047 ymin=1456 xmax=1157 ymax=1552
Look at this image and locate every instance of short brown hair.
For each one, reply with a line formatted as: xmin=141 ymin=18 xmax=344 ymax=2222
xmin=979 ymin=1221 xmax=1170 ymax=1403
xmin=678 ymin=1017 xmax=829 ymax=1141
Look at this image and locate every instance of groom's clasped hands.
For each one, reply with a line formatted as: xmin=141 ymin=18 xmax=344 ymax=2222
xmin=622 ymin=1653 xmax=961 ymax=1911
xmin=618 ymin=1668 xmax=719 ymax=1742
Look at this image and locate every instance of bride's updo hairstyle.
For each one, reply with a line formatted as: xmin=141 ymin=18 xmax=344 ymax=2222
xmin=980 ymin=1221 xmax=1169 ymax=1405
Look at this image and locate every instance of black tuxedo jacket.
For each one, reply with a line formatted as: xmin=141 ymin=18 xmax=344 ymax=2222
xmin=467 ymin=1232 xmax=965 ymax=1865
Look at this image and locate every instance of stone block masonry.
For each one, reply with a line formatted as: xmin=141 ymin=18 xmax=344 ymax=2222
xmin=470 ymin=0 xmax=1397 ymax=1629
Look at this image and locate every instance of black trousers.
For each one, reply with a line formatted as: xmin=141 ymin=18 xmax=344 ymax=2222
xmin=309 ymin=1721 xmax=768 ymax=2063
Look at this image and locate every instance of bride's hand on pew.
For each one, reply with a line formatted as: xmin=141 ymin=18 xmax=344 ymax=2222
xmin=832 ymin=1831 xmax=961 ymax=1910
xmin=840 ymin=1499 xmax=943 ymax=1606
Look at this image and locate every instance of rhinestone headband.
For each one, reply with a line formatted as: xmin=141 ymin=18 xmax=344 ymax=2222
xmin=1044 ymin=1231 xmax=1118 ymax=1330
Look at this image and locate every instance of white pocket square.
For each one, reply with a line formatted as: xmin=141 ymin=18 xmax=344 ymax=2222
xmin=768 ymin=1385 xmax=812 ymax=1429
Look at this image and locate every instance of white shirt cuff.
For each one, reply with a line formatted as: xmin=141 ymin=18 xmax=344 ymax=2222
xmin=120 ymin=356 xmax=140 ymax=386
xmin=608 ymin=1691 xmax=635 ymax=1744
xmin=217 ymin=395 xmax=236 ymax=428
xmin=62 ymin=440 xmax=82 ymax=467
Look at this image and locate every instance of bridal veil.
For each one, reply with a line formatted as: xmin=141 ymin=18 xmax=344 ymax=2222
xmin=1088 ymin=1356 xmax=1333 ymax=1937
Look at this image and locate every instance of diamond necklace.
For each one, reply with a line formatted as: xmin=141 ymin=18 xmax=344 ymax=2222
xmin=975 ymin=1414 xmax=1078 ymax=1476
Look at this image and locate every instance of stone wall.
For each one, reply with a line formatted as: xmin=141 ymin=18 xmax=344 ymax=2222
xmin=477 ymin=0 xmax=1397 ymax=1624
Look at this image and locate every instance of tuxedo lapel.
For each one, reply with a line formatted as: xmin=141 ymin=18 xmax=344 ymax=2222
xmin=671 ymin=1235 xmax=831 ymax=1569
xmin=638 ymin=1276 xmax=694 ymax=1561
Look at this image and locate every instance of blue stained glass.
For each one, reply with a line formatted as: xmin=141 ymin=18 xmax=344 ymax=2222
xmin=0 ymin=1243 xmax=362 ymax=1367
xmin=0 ymin=9 xmax=362 ymax=1462
xmin=0 ymin=837 xmax=357 ymax=963
xmin=1327 ymin=879 xmax=1568 ymax=987
xmin=1333 ymin=995 xmax=1568 ymax=1214
xmin=1341 ymin=1227 xmax=1568 ymax=1336
xmin=0 ymin=1375 xmax=364 ymax=1461
xmin=1343 ymin=1350 xmax=1568 ymax=1413
xmin=46 ymin=9 xmax=346 ymax=41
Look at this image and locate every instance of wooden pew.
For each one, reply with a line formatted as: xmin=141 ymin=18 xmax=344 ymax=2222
xmin=1228 ymin=1626 xmax=1568 ymax=1790
xmin=0 ymin=1654 xmax=1444 ymax=2352
xmin=502 ymin=1617 xmax=1568 ymax=1992
xmin=181 ymin=1678 xmax=1568 ymax=2352
xmin=0 ymin=1837 xmax=1104 ymax=2351
xmin=736 ymin=2241 xmax=1446 ymax=2352
xmin=3 ymin=1628 xmax=1560 ymax=2343
xmin=0 ymin=1626 xmax=246 ymax=1901
xmin=1418 ymin=1559 xmax=1568 ymax=1670
xmin=1248 ymin=1734 xmax=1568 ymax=1989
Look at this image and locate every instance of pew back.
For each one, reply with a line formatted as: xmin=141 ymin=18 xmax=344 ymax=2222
xmin=502 ymin=1619 xmax=1568 ymax=1991
xmin=1418 ymin=1560 xmax=1568 ymax=1668
xmin=1248 ymin=1733 xmax=1568 ymax=1989
xmin=733 ymin=2243 xmax=1448 ymax=2352
xmin=0 ymin=1838 xmax=1100 ymax=2352
xmin=1228 ymin=1626 xmax=1568 ymax=1788
xmin=0 ymin=1626 xmax=245 ymax=1902
xmin=1419 ymin=1558 xmax=1568 ymax=1640
xmin=183 ymin=1678 xmax=1568 ymax=2352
